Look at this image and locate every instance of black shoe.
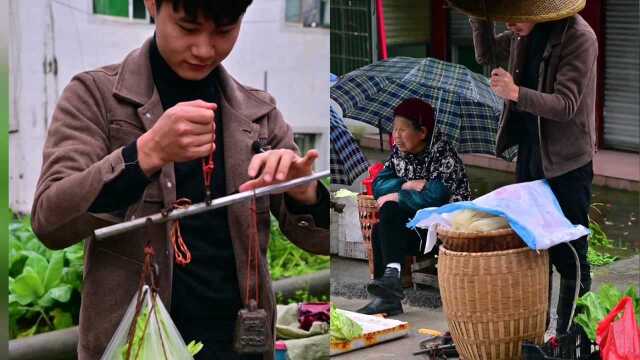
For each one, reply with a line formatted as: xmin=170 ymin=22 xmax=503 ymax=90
xmin=356 ymin=297 xmax=404 ymax=316
xmin=367 ymin=267 xmax=404 ymax=299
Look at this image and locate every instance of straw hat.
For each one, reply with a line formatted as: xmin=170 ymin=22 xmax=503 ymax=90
xmin=447 ymin=0 xmax=585 ymax=22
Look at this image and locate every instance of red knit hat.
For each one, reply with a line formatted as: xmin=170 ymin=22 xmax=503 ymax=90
xmin=393 ymin=98 xmax=435 ymax=135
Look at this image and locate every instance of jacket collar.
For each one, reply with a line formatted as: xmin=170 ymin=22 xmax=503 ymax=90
xmin=112 ymin=37 xmax=275 ymax=122
xmin=543 ymin=16 xmax=573 ymax=57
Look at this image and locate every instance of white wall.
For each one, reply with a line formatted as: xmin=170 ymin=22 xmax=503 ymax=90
xmin=9 ymin=0 xmax=329 ymax=213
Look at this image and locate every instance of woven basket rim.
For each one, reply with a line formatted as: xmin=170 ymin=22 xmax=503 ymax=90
xmin=437 ymin=226 xmax=515 ymax=238
xmin=440 ymin=246 xmax=538 ymax=257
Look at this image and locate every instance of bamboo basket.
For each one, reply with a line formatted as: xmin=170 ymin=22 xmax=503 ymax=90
xmin=357 ymin=194 xmax=379 ymax=277
xmin=437 ymin=227 xmax=525 ymax=253
xmin=438 ymin=247 xmax=549 ymax=360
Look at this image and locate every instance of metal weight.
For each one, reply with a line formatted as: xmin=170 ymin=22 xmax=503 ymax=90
xmin=233 ymin=299 xmax=269 ymax=354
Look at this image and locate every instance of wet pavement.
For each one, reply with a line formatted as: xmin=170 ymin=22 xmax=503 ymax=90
xmin=330 ymin=255 xmax=640 ymax=359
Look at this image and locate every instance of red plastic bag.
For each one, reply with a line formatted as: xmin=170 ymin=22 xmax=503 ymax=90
xmin=596 ymin=296 xmax=640 ymax=360
xmin=362 ymin=163 xmax=384 ymax=195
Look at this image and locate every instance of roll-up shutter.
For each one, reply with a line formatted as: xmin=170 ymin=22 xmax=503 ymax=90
xmin=383 ymin=0 xmax=430 ymax=45
xmin=604 ymin=0 xmax=640 ymax=150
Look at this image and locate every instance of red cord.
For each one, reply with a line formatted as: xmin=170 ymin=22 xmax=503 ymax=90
xmin=202 ymin=117 xmax=216 ymax=190
xmin=169 ymin=198 xmax=193 ymax=266
xmin=245 ymin=192 xmax=260 ymax=304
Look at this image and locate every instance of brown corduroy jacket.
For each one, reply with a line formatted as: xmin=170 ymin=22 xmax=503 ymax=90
xmin=31 ymin=37 xmax=329 ymax=360
xmin=471 ymin=15 xmax=598 ymax=178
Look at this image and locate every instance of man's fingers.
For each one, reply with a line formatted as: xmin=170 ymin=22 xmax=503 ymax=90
xmin=180 ymin=100 xmax=217 ymax=110
xmin=182 ymin=107 xmax=216 ymax=125
xmin=189 ymin=133 xmax=216 ymax=147
xmin=302 ymin=149 xmax=319 ymax=164
xmin=293 ymin=149 xmax=319 ymax=171
xmin=238 ymin=178 xmax=266 ymax=193
xmin=260 ymin=151 xmax=282 ymax=183
xmin=247 ymin=153 xmax=267 ymax=178
xmin=192 ymin=143 xmax=216 ymax=159
xmin=276 ymin=152 xmax=294 ymax=181
xmin=187 ymin=121 xmax=215 ymax=136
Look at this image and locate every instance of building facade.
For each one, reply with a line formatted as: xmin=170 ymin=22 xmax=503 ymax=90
xmin=330 ymin=0 xmax=639 ymax=152
xmin=9 ymin=0 xmax=329 ymax=213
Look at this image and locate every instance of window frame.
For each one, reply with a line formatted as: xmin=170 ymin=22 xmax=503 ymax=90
xmin=93 ymin=0 xmax=150 ymax=22
xmin=285 ymin=0 xmax=330 ymax=28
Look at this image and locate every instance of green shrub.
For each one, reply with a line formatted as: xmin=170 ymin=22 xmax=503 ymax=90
xmin=8 ymin=213 xmax=83 ymax=338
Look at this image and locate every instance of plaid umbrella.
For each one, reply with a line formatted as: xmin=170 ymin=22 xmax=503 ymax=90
xmin=330 ymin=57 xmax=511 ymax=157
xmin=330 ymin=103 xmax=369 ymax=185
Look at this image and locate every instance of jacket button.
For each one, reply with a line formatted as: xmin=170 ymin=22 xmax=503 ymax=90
xmin=298 ymin=220 xmax=309 ymax=228
xmin=166 ymin=181 xmax=172 ymax=188
xmin=145 ymin=113 xmax=151 ymax=118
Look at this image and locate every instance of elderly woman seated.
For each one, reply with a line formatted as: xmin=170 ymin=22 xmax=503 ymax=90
xmin=358 ymin=98 xmax=471 ymax=316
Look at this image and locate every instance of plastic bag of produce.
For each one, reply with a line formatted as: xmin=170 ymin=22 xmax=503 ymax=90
xmin=449 ymin=209 xmax=508 ymax=232
xmin=101 ymin=285 xmax=202 ymax=360
xmin=408 ymin=180 xmax=590 ymax=250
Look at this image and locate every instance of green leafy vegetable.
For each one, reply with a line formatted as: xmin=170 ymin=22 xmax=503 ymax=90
xmin=120 ymin=307 xmax=151 ymax=360
xmin=186 ymin=341 xmax=204 ymax=356
xmin=330 ymin=304 xmax=363 ymax=342
xmin=575 ymin=284 xmax=640 ymax=341
xmin=8 ymin=213 xmax=83 ymax=339
xmin=268 ymin=216 xmax=329 ymax=281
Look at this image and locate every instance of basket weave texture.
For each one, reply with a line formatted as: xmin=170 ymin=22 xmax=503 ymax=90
xmin=357 ymin=194 xmax=379 ymax=276
xmin=437 ymin=227 xmax=525 ymax=253
xmin=438 ymin=247 xmax=549 ymax=360
xmin=448 ymin=0 xmax=585 ymax=22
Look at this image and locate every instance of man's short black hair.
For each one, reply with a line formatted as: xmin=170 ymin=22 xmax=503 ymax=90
xmin=156 ymin=0 xmax=254 ymax=26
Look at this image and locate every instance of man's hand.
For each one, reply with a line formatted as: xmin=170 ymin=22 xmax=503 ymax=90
xmin=490 ymin=68 xmax=519 ymax=102
xmin=401 ymin=180 xmax=426 ymax=191
xmin=377 ymin=193 xmax=399 ymax=208
xmin=138 ymin=100 xmax=216 ymax=176
xmin=238 ymin=149 xmax=320 ymax=205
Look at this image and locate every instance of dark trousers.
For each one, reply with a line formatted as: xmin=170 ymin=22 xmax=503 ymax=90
xmin=517 ymin=160 xmax=593 ymax=293
xmin=518 ymin=159 xmax=593 ymax=333
xmin=371 ymin=202 xmax=424 ymax=279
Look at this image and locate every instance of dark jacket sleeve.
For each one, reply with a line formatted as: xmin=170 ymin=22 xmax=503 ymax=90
xmin=469 ymin=18 xmax=513 ymax=66
xmin=31 ymin=72 xmax=129 ymax=250
xmin=372 ymin=166 xmax=404 ymax=199
xmin=398 ymin=180 xmax=450 ymax=213
xmin=284 ymin=182 xmax=329 ymax=229
xmin=88 ymin=140 xmax=152 ymax=213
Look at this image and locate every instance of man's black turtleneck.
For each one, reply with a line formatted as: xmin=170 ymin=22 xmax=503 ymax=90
xmin=149 ymin=36 xmax=247 ymax=358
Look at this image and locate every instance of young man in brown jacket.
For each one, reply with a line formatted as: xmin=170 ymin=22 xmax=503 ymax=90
xmin=31 ymin=1 xmax=329 ymax=359
xmin=469 ymin=6 xmax=598 ymax=335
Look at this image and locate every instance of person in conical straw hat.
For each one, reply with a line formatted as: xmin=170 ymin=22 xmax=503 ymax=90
xmin=456 ymin=0 xmax=597 ymax=336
